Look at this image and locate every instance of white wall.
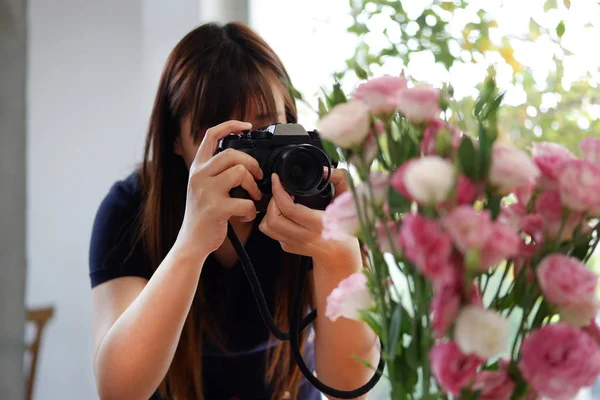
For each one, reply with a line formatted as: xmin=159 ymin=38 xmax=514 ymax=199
xmin=26 ymin=1 xmax=200 ymax=398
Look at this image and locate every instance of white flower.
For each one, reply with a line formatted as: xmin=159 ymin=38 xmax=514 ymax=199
xmin=317 ymin=100 xmax=371 ymax=149
xmin=325 ymin=272 xmax=375 ymax=321
xmin=454 ymin=306 xmax=511 ymax=359
xmin=559 ymin=298 xmax=600 ymax=328
xmin=403 ymin=156 xmax=456 ymax=206
xmin=489 ymin=143 xmax=540 ymax=195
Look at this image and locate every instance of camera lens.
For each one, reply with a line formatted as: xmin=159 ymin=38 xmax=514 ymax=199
xmin=275 ymin=145 xmax=325 ymax=196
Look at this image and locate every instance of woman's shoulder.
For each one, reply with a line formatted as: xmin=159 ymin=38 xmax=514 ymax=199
xmin=88 ymin=170 xmax=151 ymax=288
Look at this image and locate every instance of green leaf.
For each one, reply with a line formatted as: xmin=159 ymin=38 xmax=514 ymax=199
xmin=288 ymin=84 xmax=303 ymax=100
xmin=317 ymin=98 xmax=328 ymax=119
xmin=556 ymin=21 xmax=566 ymax=38
xmin=387 ymin=303 xmax=403 ymax=362
xmin=358 ymin=309 xmax=384 ymax=338
xmin=354 ymin=64 xmax=369 ymax=80
xmin=458 ymin=136 xmax=478 ymax=180
xmin=389 ymin=187 xmax=412 ymax=215
xmin=564 ymin=0 xmax=571 ymax=8
xmin=330 ymin=82 xmax=348 ymax=107
xmin=487 ymin=195 xmax=502 ymax=220
xmin=544 ymin=0 xmax=557 ymax=12
xmin=320 ymin=139 xmax=339 ymax=163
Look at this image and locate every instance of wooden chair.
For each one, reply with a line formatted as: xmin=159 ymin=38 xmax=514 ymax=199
xmin=25 ymin=306 xmax=55 ymax=400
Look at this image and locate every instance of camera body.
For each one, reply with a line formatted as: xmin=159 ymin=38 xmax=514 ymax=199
xmin=216 ymin=123 xmax=338 ymax=212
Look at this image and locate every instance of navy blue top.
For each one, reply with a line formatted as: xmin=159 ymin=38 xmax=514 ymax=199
xmin=88 ymin=172 xmax=320 ymax=400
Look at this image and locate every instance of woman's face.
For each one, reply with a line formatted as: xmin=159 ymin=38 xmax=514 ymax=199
xmin=175 ymin=82 xmax=288 ymax=169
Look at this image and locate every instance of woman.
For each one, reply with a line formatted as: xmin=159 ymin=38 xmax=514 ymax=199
xmin=89 ymin=22 xmax=378 ymax=400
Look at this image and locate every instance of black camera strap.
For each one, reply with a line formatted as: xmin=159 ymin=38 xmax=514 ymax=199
xmin=227 ymin=222 xmax=385 ymax=399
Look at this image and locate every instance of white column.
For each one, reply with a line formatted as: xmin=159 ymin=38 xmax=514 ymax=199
xmin=0 ymin=0 xmax=27 ymax=397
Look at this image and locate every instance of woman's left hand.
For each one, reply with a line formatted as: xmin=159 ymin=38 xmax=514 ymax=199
xmin=259 ymin=169 xmax=354 ymax=261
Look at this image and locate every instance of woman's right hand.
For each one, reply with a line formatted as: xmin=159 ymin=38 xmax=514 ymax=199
xmin=175 ymin=120 xmax=263 ymax=257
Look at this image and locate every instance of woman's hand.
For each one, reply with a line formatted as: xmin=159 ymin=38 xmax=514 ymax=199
xmin=259 ymin=168 xmax=356 ymax=263
xmin=175 ymin=120 xmax=263 ymax=258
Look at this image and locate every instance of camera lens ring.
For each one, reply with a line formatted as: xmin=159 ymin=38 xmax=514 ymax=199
xmin=274 ymin=144 xmax=333 ymax=197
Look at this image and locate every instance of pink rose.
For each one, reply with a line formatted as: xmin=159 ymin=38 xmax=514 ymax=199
xmin=531 ymin=142 xmax=576 ymax=190
xmin=519 ymin=323 xmax=600 ymax=400
xmin=472 ymin=370 xmax=516 ymax=400
xmin=322 ymin=191 xmax=360 ymax=240
xmin=536 ymin=254 xmax=599 ymax=326
xmin=582 ymin=137 xmax=600 ymax=165
xmin=317 ymin=100 xmax=371 ymax=148
xmin=558 ymin=159 xmax=600 ymax=213
xmin=396 ymin=87 xmax=443 ymax=124
xmin=430 ymin=341 xmax=482 ymax=395
xmin=390 ymin=159 xmax=416 ymax=200
xmin=399 ymin=214 xmax=454 ymax=284
xmin=421 ymin=119 xmax=460 ymax=156
xmin=431 ymin=283 xmax=461 ymax=339
xmin=325 ymin=272 xmax=375 ymax=322
xmin=442 ymin=206 xmax=493 ymax=253
xmin=489 ymin=143 xmax=540 ymax=195
xmin=480 ymin=221 xmax=521 ymax=268
xmin=535 ymin=191 xmax=582 ymax=241
xmin=353 ymin=75 xmax=408 ymax=115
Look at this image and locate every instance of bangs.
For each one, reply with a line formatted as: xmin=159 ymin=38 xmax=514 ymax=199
xmin=187 ymin=52 xmax=284 ymax=142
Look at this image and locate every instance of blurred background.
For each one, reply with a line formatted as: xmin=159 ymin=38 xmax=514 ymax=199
xmin=1 ymin=0 xmax=599 ymax=399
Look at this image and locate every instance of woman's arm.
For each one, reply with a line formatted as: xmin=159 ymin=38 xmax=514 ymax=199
xmin=310 ymin=240 xmax=379 ymax=400
xmin=92 ymin=120 xmax=264 ymax=399
xmin=92 ymin=243 xmax=208 ymax=400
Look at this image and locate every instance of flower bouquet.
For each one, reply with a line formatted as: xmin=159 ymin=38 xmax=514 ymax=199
xmin=316 ymin=72 xmax=600 ymax=400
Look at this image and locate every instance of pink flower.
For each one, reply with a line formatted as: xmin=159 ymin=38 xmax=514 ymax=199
xmin=367 ymin=170 xmax=390 ymax=205
xmin=515 ymin=181 xmax=536 ymax=205
xmin=558 ymin=159 xmax=600 ymax=213
xmin=317 ymin=100 xmax=371 ymax=148
xmin=519 ymin=214 xmax=545 ymax=245
xmin=353 ymin=75 xmax=408 ymax=115
xmin=535 ymin=191 xmax=582 ymax=241
xmin=499 ymin=203 xmax=526 ymax=231
xmin=375 ymin=220 xmax=401 ymax=254
xmin=582 ymin=319 xmax=600 ymax=347
xmin=442 ymin=206 xmax=493 ymax=253
xmin=396 ymin=87 xmax=443 ymax=124
xmin=489 ymin=143 xmax=540 ymax=195
xmin=531 ymin=142 xmax=576 ymax=190
xmin=456 ymin=175 xmax=478 ymax=205
xmin=513 ymin=242 xmax=536 ymax=283
xmin=322 ymin=191 xmax=360 ymax=240
xmin=431 ymin=283 xmax=461 ymax=339
xmin=421 ymin=119 xmax=460 ymax=156
xmin=480 ymin=221 xmax=521 ymax=268
xmin=536 ymin=254 xmax=599 ymax=326
xmin=472 ymin=370 xmax=516 ymax=400
xmin=582 ymin=137 xmax=600 ymax=165
xmin=430 ymin=341 xmax=482 ymax=395
xmin=519 ymin=323 xmax=600 ymax=400
xmin=390 ymin=159 xmax=416 ymax=200
xmin=399 ymin=214 xmax=454 ymax=284
xmin=325 ymin=272 xmax=375 ymax=322
xmin=403 ymin=156 xmax=456 ymax=206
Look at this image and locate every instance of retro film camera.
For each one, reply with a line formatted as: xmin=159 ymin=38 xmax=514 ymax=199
xmin=216 ymin=123 xmax=338 ymax=212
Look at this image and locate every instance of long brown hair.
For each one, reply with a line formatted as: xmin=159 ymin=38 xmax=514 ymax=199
xmin=139 ymin=22 xmax=311 ymax=400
